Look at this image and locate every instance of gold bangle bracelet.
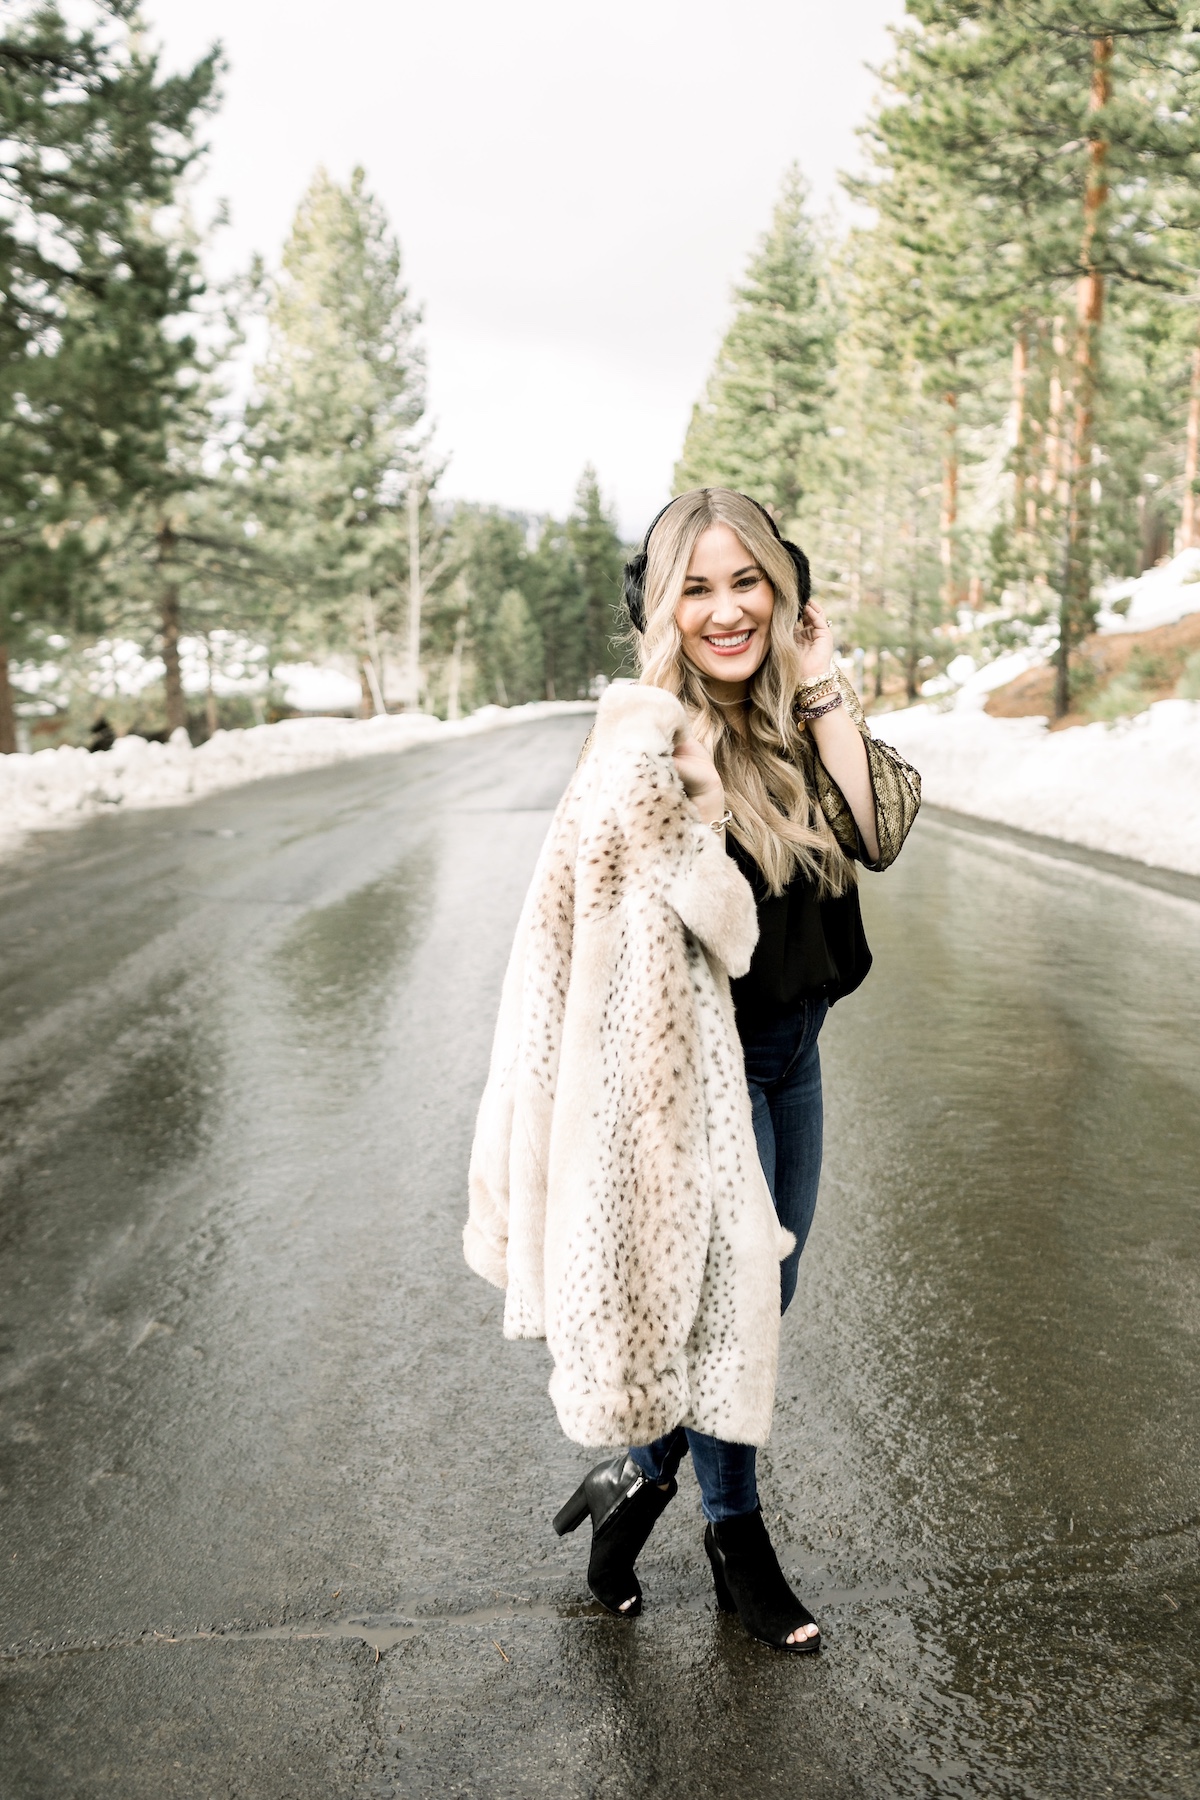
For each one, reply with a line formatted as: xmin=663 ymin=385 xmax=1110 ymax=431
xmin=796 ymin=671 xmax=838 ymax=706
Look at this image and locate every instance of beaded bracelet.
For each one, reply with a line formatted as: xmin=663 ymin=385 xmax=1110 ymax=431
xmin=796 ymin=693 xmax=843 ymax=722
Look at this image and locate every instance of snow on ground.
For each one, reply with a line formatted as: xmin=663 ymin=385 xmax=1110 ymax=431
xmin=874 ymin=697 xmax=1200 ymax=877
xmin=9 ymin=681 xmax=1199 ymax=881
xmin=1097 ymin=548 xmax=1200 ymax=633
xmin=0 ymin=702 xmax=595 ymax=858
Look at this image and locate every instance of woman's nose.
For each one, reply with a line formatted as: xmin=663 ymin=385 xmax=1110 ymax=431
xmin=709 ymin=590 xmax=743 ymax=625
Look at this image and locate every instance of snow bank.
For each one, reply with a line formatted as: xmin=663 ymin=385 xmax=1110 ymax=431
xmin=874 ymin=698 xmax=1200 ymax=876
xmin=1098 ymin=548 xmax=1200 ymax=634
xmin=12 ymin=688 xmax=1198 ymax=881
xmin=0 ymin=702 xmax=595 ymax=857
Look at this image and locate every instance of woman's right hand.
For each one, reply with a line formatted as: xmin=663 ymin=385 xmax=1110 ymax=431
xmin=673 ymin=736 xmax=726 ymax=827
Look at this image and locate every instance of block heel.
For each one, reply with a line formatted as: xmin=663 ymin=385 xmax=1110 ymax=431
xmin=552 ymin=1454 xmax=676 ymax=1616
xmin=704 ymin=1534 xmax=736 ymax=1613
xmin=552 ymin=1484 xmax=590 ymax=1536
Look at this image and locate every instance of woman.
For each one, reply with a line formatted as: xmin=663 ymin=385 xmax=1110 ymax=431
xmin=467 ymin=488 xmax=919 ymax=1653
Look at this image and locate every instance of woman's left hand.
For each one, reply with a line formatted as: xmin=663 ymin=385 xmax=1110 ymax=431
xmin=673 ymin=735 xmax=726 ymax=827
xmin=795 ymin=599 xmax=836 ymax=683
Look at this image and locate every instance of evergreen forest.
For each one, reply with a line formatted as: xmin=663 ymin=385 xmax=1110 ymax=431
xmin=5 ymin=0 xmax=1200 ymax=751
xmin=680 ymin=3 xmax=1200 ymax=716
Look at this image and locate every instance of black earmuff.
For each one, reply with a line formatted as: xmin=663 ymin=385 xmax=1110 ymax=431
xmin=622 ymin=492 xmax=810 ymax=633
xmin=621 ymin=497 xmax=672 ymax=634
xmin=622 ymin=553 xmax=650 ymax=633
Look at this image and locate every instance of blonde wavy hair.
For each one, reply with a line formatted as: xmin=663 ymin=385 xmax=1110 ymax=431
xmin=636 ymin=488 xmax=853 ymax=898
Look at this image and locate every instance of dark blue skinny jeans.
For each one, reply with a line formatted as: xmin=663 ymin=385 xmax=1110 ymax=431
xmin=629 ymin=996 xmax=827 ymax=1522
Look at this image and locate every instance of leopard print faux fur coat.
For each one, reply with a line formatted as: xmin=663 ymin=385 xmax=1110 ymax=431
xmin=464 ymin=681 xmax=793 ymax=1450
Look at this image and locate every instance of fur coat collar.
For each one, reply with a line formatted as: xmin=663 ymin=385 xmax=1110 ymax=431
xmin=464 ymin=682 xmax=793 ymax=1449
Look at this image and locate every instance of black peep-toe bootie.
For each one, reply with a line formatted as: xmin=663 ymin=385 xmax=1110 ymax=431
xmin=553 ymin=1454 xmax=676 ymax=1616
xmin=705 ymin=1505 xmax=821 ymax=1654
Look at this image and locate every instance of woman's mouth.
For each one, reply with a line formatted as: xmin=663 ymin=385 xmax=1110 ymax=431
xmin=703 ymin=629 xmax=753 ymax=656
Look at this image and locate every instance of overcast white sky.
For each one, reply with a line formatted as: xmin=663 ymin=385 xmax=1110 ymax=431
xmin=146 ymin=0 xmax=904 ymax=536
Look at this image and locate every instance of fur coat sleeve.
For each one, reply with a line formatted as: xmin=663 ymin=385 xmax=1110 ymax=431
xmin=464 ymin=682 xmax=794 ymax=1450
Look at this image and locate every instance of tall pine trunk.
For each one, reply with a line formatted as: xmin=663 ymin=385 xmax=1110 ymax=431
xmin=0 ymin=640 xmax=17 ymax=754
xmin=160 ymin=582 xmax=186 ymax=734
xmin=1182 ymin=331 xmax=1200 ymax=550
xmin=156 ymin=521 xmax=187 ymax=735
xmin=1056 ymin=35 xmax=1112 ymax=719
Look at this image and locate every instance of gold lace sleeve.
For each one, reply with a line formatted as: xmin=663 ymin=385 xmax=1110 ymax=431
xmin=806 ymin=669 xmax=921 ymax=872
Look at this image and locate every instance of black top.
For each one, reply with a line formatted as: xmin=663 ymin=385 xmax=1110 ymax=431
xmin=726 ymin=835 xmax=874 ymax=1029
xmin=712 ymin=693 xmax=921 ymax=1030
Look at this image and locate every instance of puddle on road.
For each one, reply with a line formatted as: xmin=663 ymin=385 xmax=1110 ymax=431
xmin=0 ymin=965 xmax=227 ymax=1378
xmin=269 ymin=837 xmax=438 ymax=1048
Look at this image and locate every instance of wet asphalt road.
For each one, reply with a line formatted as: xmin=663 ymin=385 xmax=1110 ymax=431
xmin=1 ymin=715 xmax=1198 ymax=1800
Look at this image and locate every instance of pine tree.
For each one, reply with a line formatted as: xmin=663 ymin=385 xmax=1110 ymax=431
xmin=811 ymin=263 xmax=947 ymax=706
xmin=675 ymin=166 xmax=837 ymax=528
xmin=431 ymin=505 xmax=537 ymax=711
xmin=847 ymin=119 xmax=1011 ymax=620
xmin=490 ymin=588 xmax=545 ymax=708
xmin=83 ymin=248 xmax=279 ymax=740
xmin=566 ymin=466 xmax=627 ymax=680
xmin=0 ymin=0 xmax=220 ymax=750
xmin=242 ymin=166 xmax=426 ymax=705
xmin=525 ymin=521 xmax=586 ymax=701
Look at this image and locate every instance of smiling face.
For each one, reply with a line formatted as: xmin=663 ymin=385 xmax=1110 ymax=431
xmin=674 ymin=522 xmax=775 ymax=698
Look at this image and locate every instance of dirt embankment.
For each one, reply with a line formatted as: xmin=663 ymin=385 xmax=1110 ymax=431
xmin=984 ymin=612 xmax=1200 ymax=728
